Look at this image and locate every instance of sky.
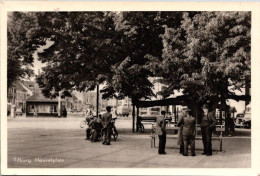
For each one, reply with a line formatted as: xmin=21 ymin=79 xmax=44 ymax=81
xmin=32 ymin=41 xmax=54 ymax=76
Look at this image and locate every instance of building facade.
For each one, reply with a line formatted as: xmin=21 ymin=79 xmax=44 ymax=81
xmin=26 ymin=92 xmax=60 ymax=116
xmin=7 ymin=81 xmax=33 ymax=111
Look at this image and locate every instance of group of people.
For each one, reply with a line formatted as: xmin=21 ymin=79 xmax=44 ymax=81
xmin=156 ymin=104 xmax=217 ymax=156
xmin=85 ymin=106 xmax=113 ymax=145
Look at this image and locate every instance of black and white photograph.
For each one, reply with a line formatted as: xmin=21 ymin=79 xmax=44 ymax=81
xmin=1 ymin=1 xmax=260 ymax=175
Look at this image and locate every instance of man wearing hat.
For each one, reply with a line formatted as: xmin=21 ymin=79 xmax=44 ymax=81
xmin=201 ymin=104 xmax=217 ymax=156
xmin=102 ymin=106 xmax=113 ymax=145
xmin=177 ymin=108 xmax=196 ymax=156
xmin=156 ymin=110 xmax=167 ymax=154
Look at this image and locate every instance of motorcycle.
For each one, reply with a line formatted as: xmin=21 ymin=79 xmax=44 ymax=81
xmin=82 ymin=115 xmax=118 ymax=142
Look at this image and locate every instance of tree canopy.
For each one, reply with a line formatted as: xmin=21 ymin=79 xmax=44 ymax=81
xmin=146 ymin=12 xmax=251 ymax=108
xmin=7 ymin=12 xmax=42 ymax=87
xmin=7 ymin=11 xmax=251 ymax=107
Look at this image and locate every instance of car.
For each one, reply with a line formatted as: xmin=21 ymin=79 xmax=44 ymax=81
xmin=235 ymin=113 xmax=245 ymax=128
xmin=117 ymin=106 xmax=131 ymax=117
xmin=15 ymin=107 xmax=23 ymax=116
xmin=139 ymin=110 xmax=159 ymax=121
xmin=243 ymin=113 xmax=251 ymax=129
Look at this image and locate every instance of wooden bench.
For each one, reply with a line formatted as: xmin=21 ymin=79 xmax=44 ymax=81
xmin=150 ymin=124 xmax=225 ymax=152
xmin=137 ymin=117 xmax=172 ymax=132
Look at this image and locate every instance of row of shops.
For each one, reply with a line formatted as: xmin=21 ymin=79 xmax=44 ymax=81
xmin=7 ymin=80 xmax=83 ymax=117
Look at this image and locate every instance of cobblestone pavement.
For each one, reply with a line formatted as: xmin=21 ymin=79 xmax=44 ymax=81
xmin=6 ymin=117 xmax=251 ymax=168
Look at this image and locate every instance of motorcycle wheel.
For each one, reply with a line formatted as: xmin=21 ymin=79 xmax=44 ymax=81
xmin=112 ymin=127 xmax=118 ymax=141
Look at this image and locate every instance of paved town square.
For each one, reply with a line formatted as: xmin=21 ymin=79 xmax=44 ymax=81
xmin=7 ymin=116 xmax=250 ymax=168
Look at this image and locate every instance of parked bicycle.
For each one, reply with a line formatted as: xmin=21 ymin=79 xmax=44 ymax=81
xmin=111 ymin=117 xmax=118 ymax=141
xmin=137 ymin=122 xmax=145 ymax=133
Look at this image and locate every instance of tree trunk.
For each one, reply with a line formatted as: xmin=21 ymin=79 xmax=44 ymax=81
xmin=58 ymin=91 xmax=61 ymax=117
xmin=245 ymin=76 xmax=250 ymax=107
xmin=174 ymin=105 xmax=177 ymax=124
xmin=136 ymin=106 xmax=139 ymax=132
xmin=96 ymin=84 xmax=99 ymax=117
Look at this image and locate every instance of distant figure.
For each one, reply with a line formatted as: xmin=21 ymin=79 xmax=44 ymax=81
xmin=89 ymin=110 xmax=93 ymax=116
xmin=85 ymin=117 xmax=92 ymax=140
xmin=227 ymin=113 xmax=235 ymax=136
xmin=62 ymin=108 xmax=67 ymax=117
xmin=201 ymin=104 xmax=217 ymax=156
xmin=156 ymin=111 xmax=167 ymax=155
xmin=50 ymin=107 xmax=53 ymax=114
xmin=178 ymin=108 xmax=196 ymax=156
xmin=34 ymin=107 xmax=38 ymax=117
xmin=101 ymin=106 xmax=112 ymax=145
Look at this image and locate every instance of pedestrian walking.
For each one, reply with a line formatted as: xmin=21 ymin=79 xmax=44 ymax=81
xmin=102 ymin=106 xmax=112 ymax=145
xmin=177 ymin=108 xmax=196 ymax=156
xmin=156 ymin=110 xmax=167 ymax=155
xmin=201 ymin=104 xmax=217 ymax=156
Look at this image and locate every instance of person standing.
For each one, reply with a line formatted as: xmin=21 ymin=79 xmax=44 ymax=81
xmin=156 ymin=111 xmax=167 ymax=155
xmin=102 ymin=106 xmax=112 ymax=145
xmin=85 ymin=117 xmax=93 ymax=140
xmin=91 ymin=115 xmax=103 ymax=142
xmin=177 ymin=108 xmax=186 ymax=154
xmin=62 ymin=108 xmax=67 ymax=117
xmin=178 ymin=108 xmax=196 ymax=156
xmin=201 ymin=104 xmax=217 ymax=156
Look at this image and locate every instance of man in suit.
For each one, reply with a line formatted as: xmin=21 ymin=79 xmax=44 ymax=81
xmin=201 ymin=104 xmax=217 ymax=156
xmin=178 ymin=108 xmax=196 ymax=156
xmin=177 ymin=108 xmax=187 ymax=154
xmin=102 ymin=106 xmax=112 ymax=145
xmin=156 ymin=111 xmax=167 ymax=155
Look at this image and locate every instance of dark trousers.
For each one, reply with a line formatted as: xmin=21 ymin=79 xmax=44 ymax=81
xmin=91 ymin=129 xmax=101 ymax=142
xmin=201 ymin=126 xmax=213 ymax=155
xmin=183 ymin=135 xmax=195 ymax=155
xmin=103 ymin=125 xmax=112 ymax=144
xmin=158 ymin=134 xmax=166 ymax=154
xmin=180 ymin=143 xmax=184 ymax=154
xmin=86 ymin=128 xmax=91 ymax=139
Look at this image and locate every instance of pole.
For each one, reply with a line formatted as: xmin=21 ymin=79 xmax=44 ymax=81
xmin=174 ymin=105 xmax=177 ymax=124
xmin=132 ymin=104 xmax=135 ymax=133
xmin=11 ymin=88 xmax=16 ymax=118
xmin=96 ymin=84 xmax=99 ymax=117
